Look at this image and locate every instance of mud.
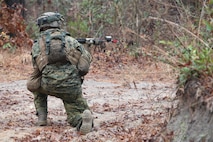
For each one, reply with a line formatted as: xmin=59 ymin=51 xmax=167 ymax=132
xmin=0 ymin=79 xmax=176 ymax=142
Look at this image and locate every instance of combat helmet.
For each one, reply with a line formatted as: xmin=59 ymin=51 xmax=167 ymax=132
xmin=36 ymin=12 xmax=64 ymax=31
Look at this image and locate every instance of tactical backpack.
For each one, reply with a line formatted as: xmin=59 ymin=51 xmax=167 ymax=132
xmin=35 ymin=29 xmax=68 ymax=71
xmin=35 ymin=29 xmax=92 ymax=76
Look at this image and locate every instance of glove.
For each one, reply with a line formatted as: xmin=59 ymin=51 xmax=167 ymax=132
xmin=26 ymin=66 xmax=42 ymax=92
xmin=65 ymin=47 xmax=81 ymax=66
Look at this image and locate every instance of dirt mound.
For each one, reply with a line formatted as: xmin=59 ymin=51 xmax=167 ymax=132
xmin=166 ymin=77 xmax=213 ymax=141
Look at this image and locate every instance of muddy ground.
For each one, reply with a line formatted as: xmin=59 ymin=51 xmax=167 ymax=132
xmin=0 ymin=77 xmax=177 ymax=142
xmin=0 ymin=51 xmax=178 ymax=141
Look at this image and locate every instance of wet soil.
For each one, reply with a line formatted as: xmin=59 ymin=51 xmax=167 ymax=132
xmin=0 ymin=78 xmax=176 ymax=142
xmin=0 ymin=51 xmax=178 ymax=141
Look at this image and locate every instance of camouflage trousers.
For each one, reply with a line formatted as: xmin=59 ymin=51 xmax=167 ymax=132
xmin=33 ymin=85 xmax=89 ymax=128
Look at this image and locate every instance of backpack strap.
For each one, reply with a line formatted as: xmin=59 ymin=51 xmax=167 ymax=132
xmin=45 ymin=31 xmax=51 ymax=55
xmin=60 ymin=31 xmax=66 ymax=52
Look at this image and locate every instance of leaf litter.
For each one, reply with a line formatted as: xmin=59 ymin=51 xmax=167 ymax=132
xmin=0 ymin=77 xmax=176 ymax=142
xmin=0 ymin=50 xmax=178 ymax=141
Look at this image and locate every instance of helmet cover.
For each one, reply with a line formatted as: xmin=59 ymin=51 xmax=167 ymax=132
xmin=37 ymin=12 xmax=64 ymax=29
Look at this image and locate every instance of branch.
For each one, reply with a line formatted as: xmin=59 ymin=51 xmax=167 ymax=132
xmin=148 ymin=16 xmax=210 ymax=48
xmin=198 ymin=0 xmax=207 ymax=37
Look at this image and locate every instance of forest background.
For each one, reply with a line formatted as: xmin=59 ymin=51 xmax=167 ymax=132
xmin=0 ymin=0 xmax=213 ymax=141
xmin=0 ymin=0 xmax=212 ymax=85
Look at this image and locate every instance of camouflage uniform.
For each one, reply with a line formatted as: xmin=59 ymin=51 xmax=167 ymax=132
xmin=30 ymin=28 xmax=91 ymax=128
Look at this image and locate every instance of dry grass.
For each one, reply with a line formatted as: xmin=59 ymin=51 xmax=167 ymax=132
xmin=0 ymin=49 xmax=33 ymax=82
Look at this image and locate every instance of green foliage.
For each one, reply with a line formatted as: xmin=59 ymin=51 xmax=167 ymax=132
xmin=129 ymin=47 xmax=140 ymax=58
xmin=157 ymin=1 xmax=213 ymax=86
xmin=0 ymin=31 xmax=16 ymax=52
xmin=180 ymin=2 xmax=213 ymax=85
xmin=158 ymin=40 xmax=212 ymax=86
xmin=2 ymin=42 xmax=16 ymax=53
xmin=79 ymin=0 xmax=114 ymax=36
xmin=26 ymin=22 xmax=40 ymax=39
xmin=67 ymin=17 xmax=89 ymax=37
xmin=178 ymin=46 xmax=213 ymax=86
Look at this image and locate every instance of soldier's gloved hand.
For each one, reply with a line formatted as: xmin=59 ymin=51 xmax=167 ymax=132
xmin=65 ymin=47 xmax=81 ymax=66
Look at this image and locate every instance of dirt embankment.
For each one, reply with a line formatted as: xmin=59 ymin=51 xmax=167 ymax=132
xmin=166 ymin=77 xmax=213 ymax=142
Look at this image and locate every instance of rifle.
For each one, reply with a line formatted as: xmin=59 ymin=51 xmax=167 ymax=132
xmin=77 ymin=36 xmax=118 ymax=52
xmin=76 ymin=36 xmax=115 ymax=45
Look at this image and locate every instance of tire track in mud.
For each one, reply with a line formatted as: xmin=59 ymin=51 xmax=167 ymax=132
xmin=0 ymin=79 xmax=176 ymax=142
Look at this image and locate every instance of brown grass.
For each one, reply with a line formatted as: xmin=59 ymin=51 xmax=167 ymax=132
xmin=0 ymin=49 xmax=33 ymax=82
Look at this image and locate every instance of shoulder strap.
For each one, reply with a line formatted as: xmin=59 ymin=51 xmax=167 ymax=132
xmin=45 ymin=31 xmax=51 ymax=55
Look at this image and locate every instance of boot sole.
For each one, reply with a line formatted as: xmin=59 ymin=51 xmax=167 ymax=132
xmin=80 ymin=109 xmax=93 ymax=135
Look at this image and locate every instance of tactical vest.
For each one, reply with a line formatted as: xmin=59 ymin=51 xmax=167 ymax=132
xmin=36 ymin=29 xmax=70 ymax=71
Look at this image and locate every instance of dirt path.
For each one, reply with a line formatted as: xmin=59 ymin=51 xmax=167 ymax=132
xmin=0 ymin=78 xmax=176 ymax=142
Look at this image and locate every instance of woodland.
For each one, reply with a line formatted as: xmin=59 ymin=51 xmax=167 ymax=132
xmin=0 ymin=0 xmax=213 ymax=141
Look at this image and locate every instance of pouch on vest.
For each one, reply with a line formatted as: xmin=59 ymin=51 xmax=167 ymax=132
xmin=27 ymin=67 xmax=42 ymax=92
xmin=65 ymin=47 xmax=81 ymax=66
xmin=77 ymin=54 xmax=91 ymax=76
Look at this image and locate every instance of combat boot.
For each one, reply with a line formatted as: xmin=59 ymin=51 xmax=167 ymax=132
xmin=79 ymin=109 xmax=93 ymax=135
xmin=37 ymin=112 xmax=47 ymax=126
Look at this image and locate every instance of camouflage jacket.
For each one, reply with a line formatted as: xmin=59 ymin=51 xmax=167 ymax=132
xmin=31 ymin=28 xmax=91 ymax=92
